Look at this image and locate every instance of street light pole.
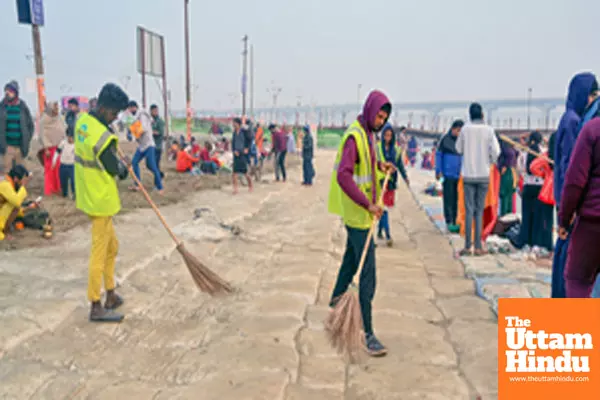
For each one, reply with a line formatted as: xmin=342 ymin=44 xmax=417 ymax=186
xmin=527 ymin=87 xmax=532 ymax=131
xmin=267 ymin=84 xmax=282 ymax=123
xmin=241 ymin=35 xmax=248 ymax=119
xmin=184 ymin=0 xmax=192 ymax=141
xmin=31 ymin=24 xmax=45 ymax=116
xmin=249 ymin=44 xmax=254 ymax=119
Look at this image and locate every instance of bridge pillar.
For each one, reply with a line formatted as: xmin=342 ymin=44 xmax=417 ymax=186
xmin=543 ymin=105 xmax=556 ymax=131
xmin=408 ymin=112 xmax=414 ymax=128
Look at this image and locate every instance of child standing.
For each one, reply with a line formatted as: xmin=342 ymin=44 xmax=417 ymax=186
xmin=55 ymin=132 xmax=76 ymax=199
xmin=377 ymin=124 xmax=409 ymax=246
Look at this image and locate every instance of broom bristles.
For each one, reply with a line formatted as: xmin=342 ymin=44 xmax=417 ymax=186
xmin=325 ymin=289 xmax=365 ymax=363
xmin=177 ymin=243 xmax=233 ymax=296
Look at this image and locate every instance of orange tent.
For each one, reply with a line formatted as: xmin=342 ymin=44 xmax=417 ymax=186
xmin=457 ymin=165 xmax=500 ymax=243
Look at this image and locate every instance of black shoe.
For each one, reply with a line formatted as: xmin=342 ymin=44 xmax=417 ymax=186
xmin=365 ymin=333 xmax=387 ymax=357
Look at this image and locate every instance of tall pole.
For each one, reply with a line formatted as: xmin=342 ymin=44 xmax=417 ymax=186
xmin=31 ymin=24 xmax=45 ymax=116
xmin=160 ymin=36 xmax=169 ymax=136
xmin=249 ymin=44 xmax=254 ymax=119
xmin=527 ymin=87 xmax=532 ymax=131
xmin=267 ymin=84 xmax=282 ymax=123
xmin=184 ymin=0 xmax=192 ymax=141
xmin=140 ymin=30 xmax=147 ymax=108
xmin=241 ymin=35 xmax=248 ymax=118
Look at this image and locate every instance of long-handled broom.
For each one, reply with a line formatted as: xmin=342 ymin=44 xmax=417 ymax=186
xmin=499 ymin=134 xmax=554 ymax=165
xmin=117 ymin=148 xmax=233 ymax=296
xmin=325 ymin=171 xmax=392 ymax=362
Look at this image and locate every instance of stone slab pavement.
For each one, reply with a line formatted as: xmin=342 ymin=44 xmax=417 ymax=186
xmin=1 ymin=151 xmax=497 ymax=399
xmin=407 ymin=167 xmax=552 ymax=314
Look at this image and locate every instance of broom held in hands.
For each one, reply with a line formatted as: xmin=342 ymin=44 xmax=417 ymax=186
xmin=499 ymin=134 xmax=554 ymax=165
xmin=355 ymin=171 xmax=392 ymax=280
xmin=116 ymin=147 xmax=182 ymax=246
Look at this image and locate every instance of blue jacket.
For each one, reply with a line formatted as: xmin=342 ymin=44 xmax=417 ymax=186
xmin=435 ymin=131 xmax=462 ymax=179
xmin=554 ymin=72 xmax=597 ymax=205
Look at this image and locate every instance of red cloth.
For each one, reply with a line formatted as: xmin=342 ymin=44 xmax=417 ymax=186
xmin=176 ymin=150 xmax=199 ymax=172
xmin=199 ymin=148 xmax=211 ymax=162
xmin=191 ymin=144 xmax=201 ymax=157
xmin=42 ymin=146 xmax=61 ymax=196
xmin=530 ymin=155 xmax=555 ymax=205
xmin=383 ymin=189 xmax=395 ymax=207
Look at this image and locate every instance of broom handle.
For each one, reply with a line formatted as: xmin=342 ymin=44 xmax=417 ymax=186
xmin=499 ymin=134 xmax=554 ymax=165
xmin=355 ymin=171 xmax=392 ymax=279
xmin=117 ymin=147 xmax=182 ymax=246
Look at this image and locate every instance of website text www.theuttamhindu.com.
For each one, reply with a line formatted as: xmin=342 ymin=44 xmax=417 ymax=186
xmin=509 ymin=376 xmax=590 ymax=383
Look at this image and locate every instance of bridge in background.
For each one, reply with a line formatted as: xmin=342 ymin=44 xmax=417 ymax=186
xmin=183 ymin=96 xmax=566 ymax=131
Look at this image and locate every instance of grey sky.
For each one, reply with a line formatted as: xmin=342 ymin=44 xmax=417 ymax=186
xmin=1 ymin=0 xmax=598 ymax=112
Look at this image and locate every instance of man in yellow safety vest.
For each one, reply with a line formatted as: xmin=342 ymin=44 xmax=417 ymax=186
xmin=75 ymin=83 xmax=130 ymax=322
xmin=328 ymin=90 xmax=395 ymax=356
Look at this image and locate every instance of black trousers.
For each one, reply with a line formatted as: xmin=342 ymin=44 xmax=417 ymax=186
xmin=330 ymin=225 xmax=376 ymax=335
xmin=442 ymin=177 xmax=459 ymax=225
xmin=276 ymin=150 xmax=287 ymax=181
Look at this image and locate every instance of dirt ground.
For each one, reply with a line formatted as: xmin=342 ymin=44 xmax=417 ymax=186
xmin=0 ymin=142 xmax=297 ymax=251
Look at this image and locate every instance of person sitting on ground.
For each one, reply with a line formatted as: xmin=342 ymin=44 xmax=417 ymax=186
xmin=0 ymin=164 xmax=32 ymax=241
xmin=190 ymin=136 xmax=201 ymax=158
xmin=176 ymin=146 xmax=200 ymax=174
xmin=199 ymin=141 xmax=218 ymax=174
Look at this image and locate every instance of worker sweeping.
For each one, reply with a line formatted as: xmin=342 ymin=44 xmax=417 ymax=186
xmin=327 ymin=90 xmax=395 ymax=357
xmin=75 ymin=83 xmax=130 ymax=322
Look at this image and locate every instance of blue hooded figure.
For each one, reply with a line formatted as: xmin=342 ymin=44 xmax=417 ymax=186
xmin=552 ymin=72 xmax=598 ymax=298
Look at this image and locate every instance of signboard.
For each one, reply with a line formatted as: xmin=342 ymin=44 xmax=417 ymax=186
xmin=16 ymin=0 xmax=44 ymax=26
xmin=137 ymin=26 xmax=164 ymax=78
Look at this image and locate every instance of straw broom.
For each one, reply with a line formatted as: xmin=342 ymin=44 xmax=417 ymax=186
xmin=499 ymin=134 xmax=554 ymax=165
xmin=325 ymin=171 xmax=392 ymax=362
xmin=117 ymin=148 xmax=233 ymax=296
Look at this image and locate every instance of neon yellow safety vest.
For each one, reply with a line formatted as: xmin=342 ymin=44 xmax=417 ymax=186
xmin=74 ymin=113 xmax=121 ymax=217
xmin=328 ymin=121 xmax=381 ymax=229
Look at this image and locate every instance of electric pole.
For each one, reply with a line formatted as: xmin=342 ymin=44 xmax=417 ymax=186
xmin=184 ymin=0 xmax=192 ymax=141
xmin=241 ymin=35 xmax=249 ymax=118
xmin=249 ymin=44 xmax=254 ymax=119
xmin=32 ymin=24 xmax=45 ymax=116
xmin=267 ymin=84 xmax=282 ymax=123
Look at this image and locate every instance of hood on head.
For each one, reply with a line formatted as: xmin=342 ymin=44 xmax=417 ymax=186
xmin=361 ymin=90 xmax=391 ymax=131
xmin=566 ymin=72 xmax=597 ymax=116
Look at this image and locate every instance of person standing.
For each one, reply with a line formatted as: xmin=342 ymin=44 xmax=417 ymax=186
xmin=270 ymin=124 xmax=287 ymax=182
xmin=56 ymin=131 xmax=76 ymax=199
xmin=74 ymin=83 xmax=130 ymax=322
xmin=376 ymin=123 xmax=409 ymax=245
xmin=518 ymin=132 xmax=553 ymax=254
xmin=39 ymin=102 xmax=66 ymax=196
xmin=407 ymin=135 xmax=419 ymax=167
xmin=552 ymin=72 xmax=598 ymax=299
xmin=301 ymin=125 xmax=315 ymax=185
xmin=150 ymin=104 xmax=166 ymax=179
xmin=231 ymin=118 xmax=252 ymax=194
xmin=123 ymin=101 xmax=164 ymax=194
xmin=0 ymin=81 xmax=34 ymax=174
xmin=497 ymin=135 xmax=518 ymax=216
xmin=435 ymin=120 xmax=464 ymax=232
xmin=455 ymin=103 xmax=500 ymax=256
xmin=558 ymin=114 xmax=600 ymax=297
xmin=65 ymin=97 xmax=81 ymax=135
xmin=328 ymin=90 xmax=395 ymax=357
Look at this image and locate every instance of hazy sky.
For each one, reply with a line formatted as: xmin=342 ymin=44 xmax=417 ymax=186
xmin=1 ymin=0 xmax=598 ymax=112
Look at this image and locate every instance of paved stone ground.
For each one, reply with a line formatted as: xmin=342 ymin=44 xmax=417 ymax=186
xmin=408 ymin=167 xmax=552 ymax=315
xmin=0 ymin=152 xmax=497 ymax=400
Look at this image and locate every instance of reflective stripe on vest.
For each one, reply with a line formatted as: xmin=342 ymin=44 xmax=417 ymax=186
xmin=93 ymin=131 xmax=112 ymax=156
xmin=74 ymin=155 xmax=102 ymax=170
xmin=332 ymin=162 xmax=372 ymax=186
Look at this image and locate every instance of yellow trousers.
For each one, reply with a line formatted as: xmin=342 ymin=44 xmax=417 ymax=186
xmin=88 ymin=216 xmax=119 ymax=302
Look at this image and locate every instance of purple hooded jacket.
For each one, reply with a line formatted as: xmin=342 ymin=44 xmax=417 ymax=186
xmin=559 ymin=117 xmax=600 ymax=227
xmin=337 ymin=90 xmax=391 ymax=209
xmin=554 ymin=72 xmax=597 ymax=205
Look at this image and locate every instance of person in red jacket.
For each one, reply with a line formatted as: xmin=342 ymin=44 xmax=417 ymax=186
xmin=176 ymin=146 xmax=199 ymax=173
